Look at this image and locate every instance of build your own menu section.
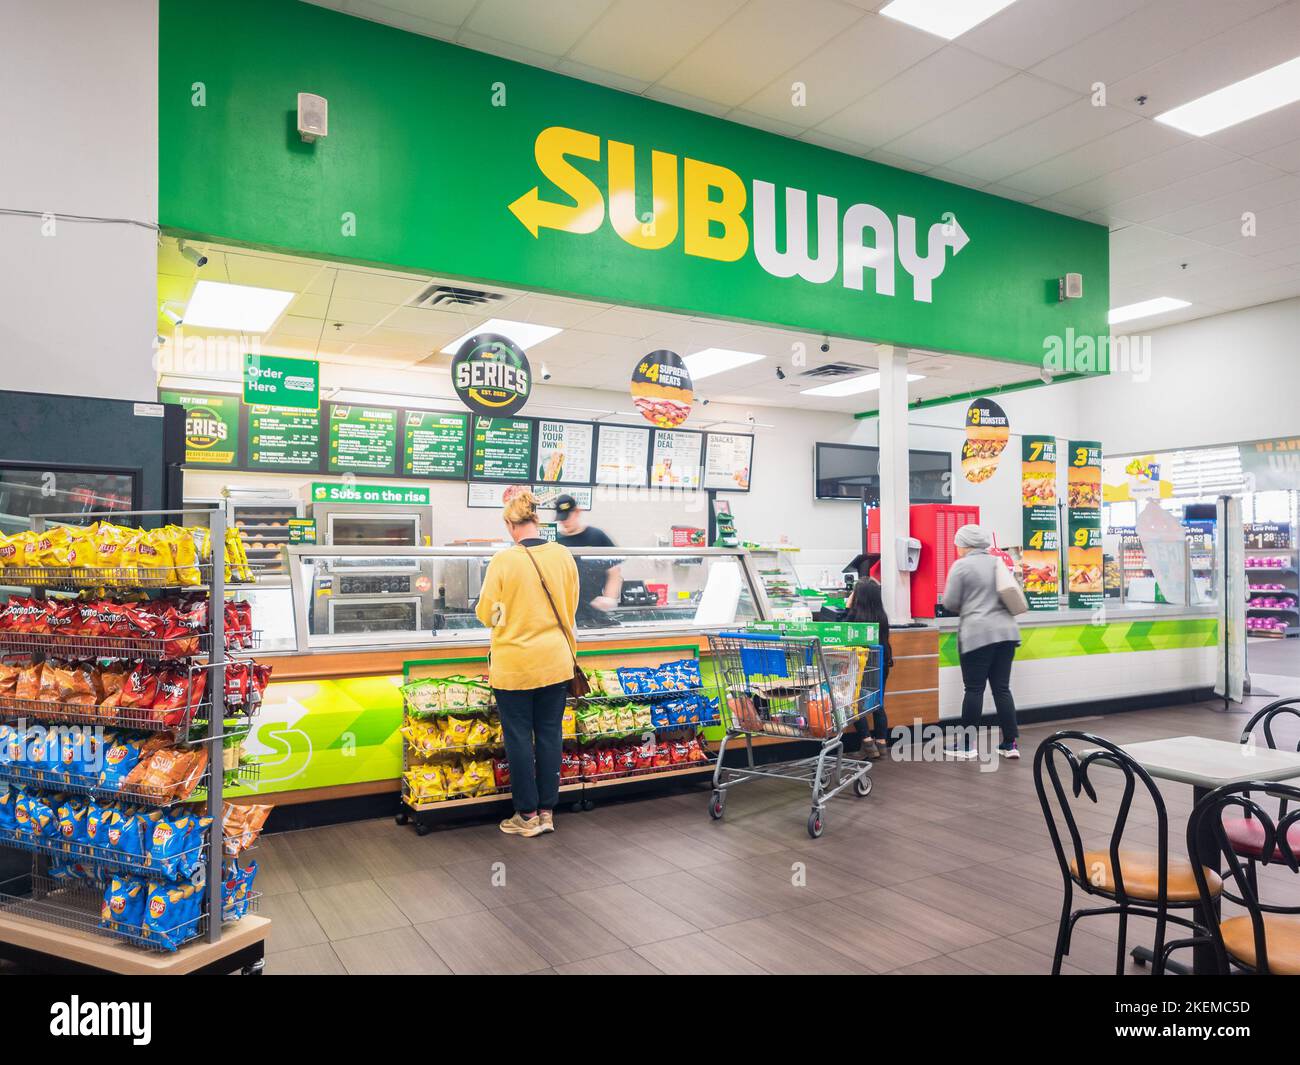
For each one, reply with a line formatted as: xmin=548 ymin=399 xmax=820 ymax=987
xmin=245 ymin=406 xmax=322 ymax=471
xmin=471 ymin=417 xmax=532 ymax=481
xmin=403 ymin=410 xmax=468 ymax=478
xmin=328 ymin=405 xmax=398 ymax=474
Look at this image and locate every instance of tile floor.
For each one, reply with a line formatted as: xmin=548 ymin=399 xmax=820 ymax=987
xmin=243 ymin=693 xmax=1299 ymax=975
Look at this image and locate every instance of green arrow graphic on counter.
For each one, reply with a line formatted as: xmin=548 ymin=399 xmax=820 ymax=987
xmin=937 ymin=618 xmax=1218 ymax=668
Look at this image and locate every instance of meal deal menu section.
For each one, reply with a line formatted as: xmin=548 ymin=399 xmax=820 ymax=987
xmin=1066 ymin=440 xmax=1103 ymax=609
xmin=651 ymin=430 xmax=703 ymax=489
xmin=1020 ymin=436 xmax=1059 ymax=610
xmin=245 ymin=405 xmax=322 ymax=471
xmin=471 ymin=417 xmax=532 ymax=481
xmin=703 ymin=432 xmax=753 ymax=492
xmin=328 ymin=405 xmax=398 ymax=474
xmin=535 ymin=420 xmax=595 ymax=484
xmin=595 ymin=425 xmax=650 ymax=486
xmin=403 ymin=411 xmax=468 ymax=479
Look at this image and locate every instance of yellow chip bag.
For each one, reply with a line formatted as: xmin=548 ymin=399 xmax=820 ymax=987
xmin=34 ymin=526 xmax=73 ymax=569
xmin=444 ymin=763 xmax=472 ymax=797
xmin=91 ymin=522 xmax=127 ymax=572
xmin=62 ymin=525 xmax=98 ymax=569
xmin=225 ymin=528 xmax=252 ymax=582
xmin=441 ymin=716 xmax=473 ymax=745
xmin=0 ymin=533 xmax=16 ymax=573
xmin=461 ymin=759 xmax=496 ymax=796
xmin=136 ymin=528 xmax=176 ymax=584
xmin=169 ymin=526 xmax=202 ymax=586
xmin=117 ymin=529 xmax=144 ymax=583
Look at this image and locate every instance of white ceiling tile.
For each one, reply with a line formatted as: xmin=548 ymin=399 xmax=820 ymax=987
xmin=330 ymin=269 xmax=429 ymax=305
xmin=999 ymin=119 xmax=1188 ymax=197
xmin=453 ymin=29 xmax=563 ymax=69
xmin=333 ymin=1 xmax=461 ymax=39
xmin=959 ymin=0 xmax=1146 ymax=69
xmin=641 ymin=83 xmax=731 ymax=117
xmin=815 ymin=46 xmax=1017 ymax=148
xmin=737 ymin=13 xmax=942 ymax=128
xmin=923 ymin=166 xmax=990 ymax=190
xmin=882 ymin=74 xmax=1079 ymax=167
xmin=554 ymin=59 xmax=650 ymax=94
xmin=1142 ymin=174 xmax=1300 ymax=234
xmin=863 ymin=148 xmax=932 ymax=173
xmin=945 ymin=97 xmax=1138 ymax=183
xmin=658 ymin=0 xmax=862 ymax=109
xmin=573 ymin=307 xmax=664 ymax=338
xmin=1208 ymin=103 xmax=1300 ymax=157
xmin=1218 ymin=218 xmax=1300 ymax=258
xmin=218 ymin=252 xmax=326 ymax=294
xmin=365 ymin=0 xmax=478 ymax=24
xmin=727 ymin=108 xmax=811 ymax=138
xmin=1051 ymin=139 xmax=1240 ymax=212
xmin=797 ymin=129 xmax=870 ymax=155
xmin=566 ymin=0 xmax=746 ymax=83
xmin=1256 ymin=136 xmax=1300 ymax=173
xmin=1103 ymin=157 xmax=1285 ymax=223
xmin=462 ymin=0 xmax=615 ymax=55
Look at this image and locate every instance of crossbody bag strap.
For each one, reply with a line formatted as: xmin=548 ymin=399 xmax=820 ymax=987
xmin=521 ymin=545 xmax=580 ymax=670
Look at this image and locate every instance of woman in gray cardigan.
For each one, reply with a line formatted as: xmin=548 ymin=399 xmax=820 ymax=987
xmin=941 ymin=525 xmax=1021 ymax=759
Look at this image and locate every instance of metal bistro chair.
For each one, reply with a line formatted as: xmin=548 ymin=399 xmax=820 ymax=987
xmin=1171 ymin=781 xmax=1300 ymax=975
xmin=1227 ymin=698 xmax=1300 ymax=891
xmin=1034 ymin=731 xmax=1222 ymax=975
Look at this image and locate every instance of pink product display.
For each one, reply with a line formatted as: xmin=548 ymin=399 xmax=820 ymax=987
xmin=1250 ymin=583 xmax=1287 ymax=591
xmin=1250 ymin=556 xmax=1290 ymax=568
xmin=1249 ymin=596 xmax=1297 ymax=610
xmin=1248 ymin=615 xmax=1291 ymax=633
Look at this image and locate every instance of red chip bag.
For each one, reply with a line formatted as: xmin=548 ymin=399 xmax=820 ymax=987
xmin=579 ymin=750 xmax=598 ymax=778
xmin=74 ymin=600 xmax=102 ymax=637
xmin=249 ymin=663 xmax=271 ymax=708
xmin=596 ymin=748 xmax=615 ymax=777
xmin=685 ymin=738 xmax=707 ymax=763
xmin=159 ymin=600 xmax=205 ymax=657
xmin=670 ymin=741 xmax=690 ymax=765
xmin=154 ymin=666 xmax=208 ymax=726
xmin=47 ymin=602 xmax=79 ymax=640
xmin=616 ymin=745 xmax=637 ymax=775
xmin=96 ymin=601 xmax=133 ymax=639
xmin=559 ymin=751 xmax=580 ymax=780
xmin=634 ymin=741 xmax=655 ymax=770
xmin=118 ymin=661 xmax=159 ymax=709
xmin=492 ymin=757 xmax=511 ymax=790
xmin=653 ymin=742 xmax=672 ymax=768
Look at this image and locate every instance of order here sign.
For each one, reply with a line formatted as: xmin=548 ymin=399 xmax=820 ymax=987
xmin=244 ymin=354 xmax=319 ymax=410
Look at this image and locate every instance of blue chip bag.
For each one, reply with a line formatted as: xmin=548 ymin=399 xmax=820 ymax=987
xmin=147 ymin=811 xmax=205 ymax=879
xmin=15 ymin=790 xmax=54 ymax=837
xmin=223 ymin=859 xmax=257 ymax=921
xmin=142 ymin=881 xmax=202 ymax=951
xmin=84 ymin=799 xmax=112 ymax=848
xmin=101 ymin=876 xmax=147 ymax=935
xmin=104 ymin=806 xmax=147 ymax=860
xmin=97 ymin=736 xmax=143 ymax=791
xmin=0 ymin=725 xmax=19 ymax=767
xmin=0 ymin=787 xmax=16 ymax=832
xmin=50 ymin=861 xmax=99 ymax=882
xmin=616 ymin=667 xmax=651 ymax=696
xmin=55 ymin=796 xmax=89 ymax=844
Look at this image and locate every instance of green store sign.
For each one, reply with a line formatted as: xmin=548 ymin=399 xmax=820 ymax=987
xmin=160 ymin=0 xmax=1109 ymax=368
xmin=311 ymin=482 xmax=430 ymax=505
xmin=243 ymin=354 xmax=319 ymax=410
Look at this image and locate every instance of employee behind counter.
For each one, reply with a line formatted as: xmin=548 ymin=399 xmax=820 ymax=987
xmin=554 ymin=494 xmax=623 ymax=628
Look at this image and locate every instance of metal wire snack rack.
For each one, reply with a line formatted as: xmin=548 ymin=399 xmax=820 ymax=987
xmin=705 ymin=631 xmax=882 ymax=838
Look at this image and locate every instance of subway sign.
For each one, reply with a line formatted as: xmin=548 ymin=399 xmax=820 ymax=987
xmin=510 ymin=126 xmax=969 ymax=305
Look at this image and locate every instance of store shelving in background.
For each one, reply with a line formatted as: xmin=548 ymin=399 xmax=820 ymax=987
xmin=1245 ymin=522 xmax=1298 ymax=638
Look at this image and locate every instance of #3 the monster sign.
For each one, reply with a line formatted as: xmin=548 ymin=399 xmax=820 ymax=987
xmin=452 ymin=333 xmax=532 ymax=417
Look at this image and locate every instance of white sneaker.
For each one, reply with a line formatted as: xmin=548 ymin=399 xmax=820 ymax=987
xmin=944 ymin=744 xmax=979 ymax=761
xmin=499 ymin=813 xmax=543 ymax=837
xmin=998 ymin=741 xmax=1020 ymax=760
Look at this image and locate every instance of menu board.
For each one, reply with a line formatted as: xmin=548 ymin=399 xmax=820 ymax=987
xmin=328 ymin=405 xmax=398 ymax=474
xmin=1066 ymin=440 xmax=1103 ymax=609
xmin=160 ymin=390 xmax=239 ymax=467
xmin=531 ymin=484 xmax=593 ymax=511
xmin=1020 ymin=436 xmax=1059 ymax=610
xmin=471 ymin=417 xmax=532 ymax=481
xmin=467 ymin=482 xmax=530 ymax=509
xmin=535 ymin=419 xmax=595 ymax=484
xmin=403 ymin=410 xmax=468 ymax=479
xmin=703 ymin=432 xmax=753 ymax=492
xmin=245 ymin=405 xmax=322 ymax=471
xmin=595 ymin=425 xmax=650 ymax=486
xmin=651 ymin=430 xmax=703 ymax=489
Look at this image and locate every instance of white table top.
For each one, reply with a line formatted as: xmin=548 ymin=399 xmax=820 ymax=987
xmin=1116 ymin=735 xmax=1300 ymax=790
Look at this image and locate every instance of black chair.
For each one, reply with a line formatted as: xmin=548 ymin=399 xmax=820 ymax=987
xmin=1034 ymin=731 xmax=1220 ymax=975
xmin=1172 ymin=780 xmax=1300 ymax=974
xmin=1228 ymin=699 xmax=1300 ymax=891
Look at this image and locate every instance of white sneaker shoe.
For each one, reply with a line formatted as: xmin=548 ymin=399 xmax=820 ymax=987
xmin=998 ymin=741 xmax=1020 ymax=760
xmin=944 ymin=744 xmax=979 ymax=761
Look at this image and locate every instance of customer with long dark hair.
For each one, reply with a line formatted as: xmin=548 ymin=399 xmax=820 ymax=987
xmin=844 ymin=578 xmax=892 ymax=758
xmin=475 ymin=491 xmax=580 ymax=836
xmin=941 ymin=524 xmax=1021 ymax=759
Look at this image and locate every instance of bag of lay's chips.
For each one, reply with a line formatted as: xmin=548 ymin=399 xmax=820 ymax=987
xmin=222 ymin=859 xmax=258 ymax=921
xmin=84 ymin=799 xmax=111 ymax=848
xmin=34 ymin=526 xmax=73 ymax=569
xmin=148 ymin=811 xmax=208 ymax=879
xmin=0 ymin=786 xmax=16 ymax=832
xmin=104 ymin=806 xmax=147 ymax=860
xmin=61 ymin=526 xmax=98 ymax=570
xmin=101 ymin=876 xmax=147 ymax=935
xmin=0 ymin=532 xmax=15 ymax=574
xmin=90 ymin=522 xmax=128 ymax=575
xmin=15 ymin=791 xmax=55 ymax=838
xmin=55 ymin=796 xmax=89 ymax=843
xmin=168 ymin=526 xmax=203 ymax=586
xmin=0 ymin=725 xmax=19 ymax=767
xmin=98 ymin=735 xmax=143 ymax=790
xmin=142 ymin=881 xmax=202 ymax=951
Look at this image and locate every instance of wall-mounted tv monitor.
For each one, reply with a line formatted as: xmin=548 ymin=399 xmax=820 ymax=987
xmin=814 ymin=443 xmax=951 ymax=503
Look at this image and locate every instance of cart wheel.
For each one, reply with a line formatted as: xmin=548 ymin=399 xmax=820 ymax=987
xmin=415 ymin=821 xmax=431 ymax=837
xmin=854 ymin=776 xmax=873 ymax=798
xmin=807 ymin=811 xmax=824 ymax=839
xmin=571 ymin=801 xmax=584 ymax=813
xmin=582 ymin=798 xmax=596 ymax=812
xmin=241 ymin=958 xmax=265 ymax=975
xmin=709 ymin=792 xmax=725 ymax=820
xmin=395 ymin=811 xmax=409 ymax=826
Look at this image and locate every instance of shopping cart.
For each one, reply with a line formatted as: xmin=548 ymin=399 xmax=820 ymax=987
xmin=706 ymin=631 xmax=881 ymax=838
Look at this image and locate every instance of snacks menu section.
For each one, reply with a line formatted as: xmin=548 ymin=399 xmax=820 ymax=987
xmin=471 ymin=417 xmax=532 ymax=481
xmin=245 ymin=405 xmax=322 ymax=471
xmin=595 ymin=425 xmax=651 ymax=486
xmin=702 ymin=432 xmax=753 ymax=492
xmin=328 ymin=405 xmax=398 ymax=474
xmin=535 ymin=420 xmax=595 ymax=484
xmin=403 ymin=411 xmax=469 ymax=479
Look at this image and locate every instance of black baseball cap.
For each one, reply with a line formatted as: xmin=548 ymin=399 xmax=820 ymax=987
xmin=554 ymin=494 xmax=580 ymax=519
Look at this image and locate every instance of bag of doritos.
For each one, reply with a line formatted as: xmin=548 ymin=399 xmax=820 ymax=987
xmin=153 ymin=667 xmax=207 ymax=727
xmin=118 ymin=661 xmax=159 ymax=710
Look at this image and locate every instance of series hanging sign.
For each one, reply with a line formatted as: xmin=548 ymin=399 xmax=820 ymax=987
xmin=631 ymin=349 xmax=693 ymax=428
xmin=1067 ymin=440 xmax=1103 ymax=609
xmin=961 ymin=398 xmax=1009 ymax=484
xmin=1020 ymin=436 xmax=1059 ymax=610
xmin=451 ymin=333 xmax=532 ymax=416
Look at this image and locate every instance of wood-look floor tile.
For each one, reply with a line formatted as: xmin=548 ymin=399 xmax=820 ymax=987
xmin=623 ymin=869 xmax=765 ymax=929
xmin=837 ymin=886 xmax=1000 ymax=952
xmin=259 ymin=891 xmax=329 ymax=953
xmin=415 ymin=910 xmax=550 ymax=975
xmin=375 ymin=867 xmax=486 ymax=924
xmin=585 ymin=845 xmax=682 ymax=882
xmin=768 ymin=901 xmax=941 ymax=972
xmin=490 ymin=895 xmax=626 ymax=965
xmin=567 ymin=881 xmax=702 ymax=945
xmin=301 ymin=879 xmax=410 ymax=941
xmin=264 ymin=942 xmax=346 ymax=975
xmin=552 ymin=949 xmax=664 ymax=975
xmin=705 ymin=916 xmax=872 ymax=975
xmin=743 ymin=848 xmax=882 ymax=898
xmin=634 ymin=932 xmax=768 ymax=975
xmin=948 ymin=935 xmax=1089 ymax=976
xmin=443 ymin=855 xmax=557 ymax=909
xmin=331 ymin=926 xmax=453 ymax=975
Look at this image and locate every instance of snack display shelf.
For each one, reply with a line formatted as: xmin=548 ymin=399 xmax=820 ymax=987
xmin=0 ymin=696 xmax=209 ymax=736
xmin=0 ymin=630 xmax=263 ymax=662
xmin=0 ymin=763 xmax=209 ymax=806
xmin=576 ymin=720 xmax=721 ymax=743
xmin=1249 ymin=626 xmax=1300 ymax=639
xmin=582 ymin=761 xmax=716 ymax=790
xmin=0 ymin=827 xmax=206 ymax=878
xmin=1246 ymin=565 xmax=1297 ymax=574
xmin=400 ymin=781 xmax=582 ymax=815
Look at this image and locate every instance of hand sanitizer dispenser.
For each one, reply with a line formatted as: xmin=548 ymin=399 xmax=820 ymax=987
xmin=898 ymin=536 xmax=921 ymax=572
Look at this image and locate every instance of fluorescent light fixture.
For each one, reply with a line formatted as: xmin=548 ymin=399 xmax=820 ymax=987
xmin=800 ymin=372 xmax=924 ymax=397
xmin=440 ymin=318 xmax=562 ymax=354
xmin=683 ymin=348 xmax=766 ymax=381
xmin=879 ymin=0 xmax=1020 ymax=40
xmin=1156 ymin=55 xmax=1300 ymax=136
xmin=1108 ymin=297 xmax=1190 ymax=325
xmin=183 ymin=280 xmax=294 ymax=331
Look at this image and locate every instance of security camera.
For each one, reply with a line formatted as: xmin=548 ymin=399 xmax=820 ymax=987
xmin=540 ymin=363 xmax=552 ymax=382
xmin=775 ymin=366 xmax=786 ymax=381
xmin=700 ymin=397 xmax=710 ymax=406
xmin=162 ymin=307 xmax=183 ymax=326
xmin=820 ymin=340 xmax=830 ymax=353
xmin=178 ymin=241 xmax=208 ymax=268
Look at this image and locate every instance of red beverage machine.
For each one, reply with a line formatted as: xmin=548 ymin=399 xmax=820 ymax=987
xmin=866 ymin=503 xmax=980 ymax=618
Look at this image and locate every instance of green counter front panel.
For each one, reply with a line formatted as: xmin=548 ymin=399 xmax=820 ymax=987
xmin=159 ymin=0 xmax=1108 ymax=368
xmin=937 ymin=617 xmax=1219 ymax=668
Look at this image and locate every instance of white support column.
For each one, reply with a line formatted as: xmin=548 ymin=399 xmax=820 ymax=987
xmin=877 ymin=346 xmax=913 ymax=624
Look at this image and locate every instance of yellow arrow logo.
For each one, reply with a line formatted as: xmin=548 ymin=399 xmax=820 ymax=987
xmin=508 ymin=126 xmax=604 ymax=239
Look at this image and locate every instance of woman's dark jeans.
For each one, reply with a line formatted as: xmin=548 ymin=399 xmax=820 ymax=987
xmin=858 ymin=657 xmax=890 ymax=743
xmin=493 ymin=681 xmax=568 ymax=814
xmin=957 ymin=640 xmax=1019 ymax=744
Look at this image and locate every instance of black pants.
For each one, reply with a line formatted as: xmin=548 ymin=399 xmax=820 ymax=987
xmin=958 ymin=640 xmax=1019 ymax=744
xmin=494 ymin=682 xmax=568 ymax=814
xmin=857 ymin=657 xmax=890 ymax=742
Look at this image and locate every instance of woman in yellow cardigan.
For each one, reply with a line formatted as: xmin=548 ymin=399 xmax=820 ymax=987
xmin=475 ymin=491 xmax=580 ymax=837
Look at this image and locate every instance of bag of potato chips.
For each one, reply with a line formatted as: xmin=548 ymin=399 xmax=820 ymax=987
xmin=136 ymin=529 xmax=176 ymax=585
xmin=168 ymin=526 xmax=203 ymax=586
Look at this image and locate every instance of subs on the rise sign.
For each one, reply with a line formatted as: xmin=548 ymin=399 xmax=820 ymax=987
xmin=452 ymin=333 xmax=532 ymax=416
xmin=631 ymin=349 xmax=693 ymax=427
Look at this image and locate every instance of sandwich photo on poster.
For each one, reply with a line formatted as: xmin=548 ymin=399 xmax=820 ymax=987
xmin=1066 ymin=440 xmax=1103 ymax=608
xmin=1020 ymin=435 xmax=1059 ymax=609
xmin=962 ymin=398 xmax=1009 ymax=483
